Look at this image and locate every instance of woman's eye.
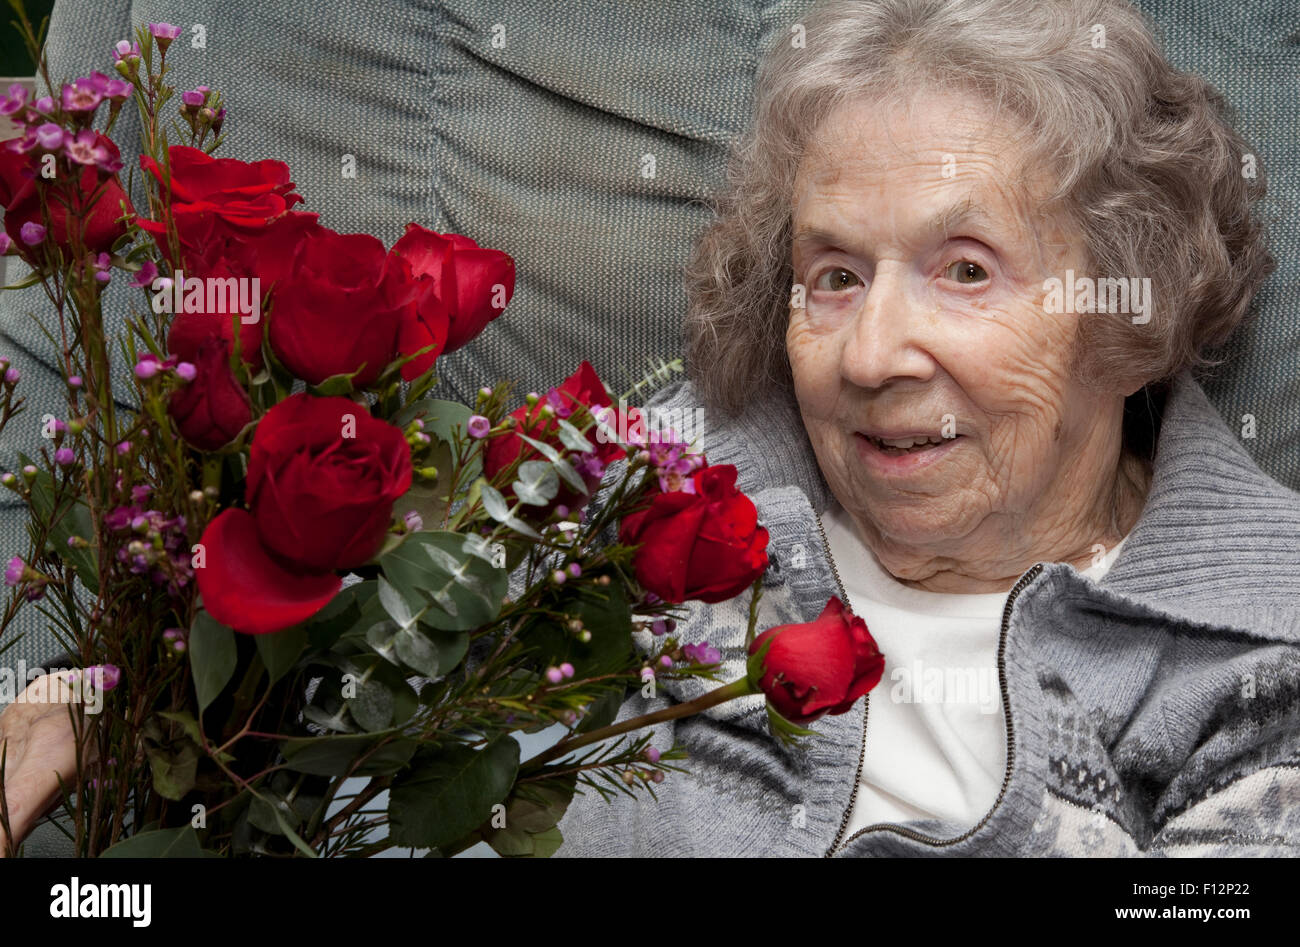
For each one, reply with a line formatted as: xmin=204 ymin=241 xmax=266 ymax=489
xmin=944 ymin=260 xmax=988 ymax=284
xmin=813 ymin=267 xmax=860 ymax=291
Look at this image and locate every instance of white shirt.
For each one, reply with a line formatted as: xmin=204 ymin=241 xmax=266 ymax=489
xmin=817 ymin=500 xmax=1129 ymax=837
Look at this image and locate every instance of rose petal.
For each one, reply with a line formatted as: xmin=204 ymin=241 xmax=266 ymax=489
xmin=195 ymin=508 xmax=340 ymax=634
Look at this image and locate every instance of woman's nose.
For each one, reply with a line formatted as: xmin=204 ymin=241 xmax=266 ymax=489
xmin=839 ymin=266 xmax=937 ymax=390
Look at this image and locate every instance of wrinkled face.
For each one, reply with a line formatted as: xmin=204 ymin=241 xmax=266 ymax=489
xmin=787 ymin=91 xmax=1134 ymax=585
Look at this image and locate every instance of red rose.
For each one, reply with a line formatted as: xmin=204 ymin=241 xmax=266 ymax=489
xmin=162 ymin=212 xmax=324 ymax=371
xmin=138 ymin=146 xmax=303 ymax=249
xmin=482 ymin=361 xmax=628 ymax=517
xmin=268 ymin=228 xmax=414 ymax=386
xmin=0 ymin=132 xmax=131 ymax=257
xmin=748 ymin=597 xmax=884 ymax=725
xmin=167 ymin=336 xmax=253 ymax=450
xmin=389 ymin=223 xmax=515 ymax=379
xmin=196 ymin=393 xmax=413 ymax=634
xmin=619 ymin=463 xmax=770 ymax=604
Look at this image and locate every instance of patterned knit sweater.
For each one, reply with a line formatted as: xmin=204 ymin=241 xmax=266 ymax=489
xmin=554 ymin=370 xmax=1300 ymax=856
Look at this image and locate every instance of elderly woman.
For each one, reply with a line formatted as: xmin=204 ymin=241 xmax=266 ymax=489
xmin=554 ymin=0 xmax=1300 ymax=856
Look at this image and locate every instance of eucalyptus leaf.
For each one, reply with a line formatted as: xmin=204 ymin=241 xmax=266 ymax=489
xmin=516 ymin=434 xmax=587 ymax=493
xmin=556 ymin=418 xmax=596 ymax=453
xmin=479 ymin=482 xmax=510 ymax=521
xmin=190 ymin=611 xmax=238 ymax=714
xmin=365 ymin=619 xmax=467 ymax=679
xmin=248 ymin=792 xmax=298 ymax=836
xmin=512 ymin=460 xmax=559 ymax=506
xmin=476 ymin=481 xmax=542 ymax=540
xmin=379 ymin=531 xmax=506 ymax=631
xmin=377 ymin=576 xmax=417 ymax=629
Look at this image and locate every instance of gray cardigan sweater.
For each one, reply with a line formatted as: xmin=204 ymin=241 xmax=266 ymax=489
xmin=555 ymin=370 xmax=1300 ymax=856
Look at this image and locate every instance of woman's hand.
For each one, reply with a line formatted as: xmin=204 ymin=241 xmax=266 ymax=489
xmin=0 ymin=673 xmax=90 ymax=856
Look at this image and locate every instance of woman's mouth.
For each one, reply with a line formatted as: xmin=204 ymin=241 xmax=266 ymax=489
xmin=864 ymin=433 xmax=949 ymax=455
xmin=855 ymin=431 xmax=965 ymax=475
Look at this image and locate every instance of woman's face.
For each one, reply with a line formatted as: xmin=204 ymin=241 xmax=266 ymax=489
xmin=787 ymin=92 xmax=1138 ymax=592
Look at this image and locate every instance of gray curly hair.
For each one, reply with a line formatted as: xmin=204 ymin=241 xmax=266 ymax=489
xmin=684 ymin=0 xmax=1275 ymax=419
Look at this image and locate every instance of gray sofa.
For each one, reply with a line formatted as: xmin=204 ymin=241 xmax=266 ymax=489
xmin=1 ymin=0 xmax=1297 ymax=854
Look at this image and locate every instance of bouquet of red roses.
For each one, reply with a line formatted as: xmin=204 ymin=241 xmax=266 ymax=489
xmin=0 ymin=9 xmax=884 ymax=857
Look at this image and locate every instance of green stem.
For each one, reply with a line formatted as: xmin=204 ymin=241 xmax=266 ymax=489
xmin=520 ymin=677 xmax=756 ymax=771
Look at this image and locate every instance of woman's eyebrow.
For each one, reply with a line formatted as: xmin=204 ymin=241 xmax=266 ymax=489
xmin=791 ymin=198 xmax=1007 ymax=257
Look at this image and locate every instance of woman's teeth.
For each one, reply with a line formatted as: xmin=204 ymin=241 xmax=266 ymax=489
xmin=869 ymin=434 xmax=948 ymax=454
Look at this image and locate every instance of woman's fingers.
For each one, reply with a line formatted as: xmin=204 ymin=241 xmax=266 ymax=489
xmin=0 ymin=671 xmax=100 ymax=855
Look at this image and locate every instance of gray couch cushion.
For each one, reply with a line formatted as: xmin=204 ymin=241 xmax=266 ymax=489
xmin=0 ymin=0 xmax=1295 ymax=678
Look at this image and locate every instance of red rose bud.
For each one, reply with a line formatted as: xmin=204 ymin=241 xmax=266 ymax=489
xmin=482 ymin=361 xmax=627 ymax=518
xmin=748 ymin=597 xmax=885 ymax=725
xmin=619 ymin=463 xmax=769 ymax=604
xmin=244 ymin=393 xmax=412 ymax=572
xmin=167 ymin=336 xmax=253 ymax=450
xmin=0 ymin=131 xmax=131 ymax=259
xmin=268 ymin=228 xmax=410 ymax=386
xmin=389 ymin=222 xmax=515 ymax=357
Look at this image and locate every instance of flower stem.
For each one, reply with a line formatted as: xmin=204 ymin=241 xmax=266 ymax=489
xmin=520 ymin=677 xmax=757 ymax=771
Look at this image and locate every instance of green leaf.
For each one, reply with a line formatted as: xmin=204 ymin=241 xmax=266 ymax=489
xmin=481 ymin=775 xmax=575 ymax=857
xmin=2 ymin=267 xmax=43 ymax=290
xmin=307 ymin=583 xmax=369 ymax=650
xmin=574 ymin=684 xmax=628 ymax=735
xmin=478 ymin=482 xmax=510 ymax=521
xmin=100 ymin=826 xmax=207 ymax=858
xmin=280 ymin=732 xmax=417 ymax=777
xmin=306 ymin=370 xmax=360 ymax=397
xmin=255 ymin=624 xmax=307 ymax=685
xmin=502 ymin=775 xmax=576 ymax=833
xmin=476 ymin=482 xmax=541 ymax=540
xmin=158 ymin=711 xmax=202 ymax=745
xmin=365 ymin=619 xmax=467 ymax=679
xmin=377 ymin=576 xmax=416 ymax=628
xmin=379 ymin=531 xmax=507 ymax=632
xmin=338 ymin=653 xmax=418 ymax=732
xmin=513 ymin=460 xmax=559 ymax=506
xmin=388 ymin=736 xmax=521 ymax=850
xmin=530 ymin=825 xmax=564 ymax=857
xmin=515 ymin=433 xmax=587 ymax=494
xmin=393 ymin=398 xmax=474 ymax=450
xmin=248 ymin=792 xmax=297 ymax=835
xmin=395 ymin=434 xmax=456 ymax=531
xmin=146 ymin=741 xmax=199 ymax=801
xmin=556 ymin=418 xmax=596 ymax=453
xmin=520 ymin=580 xmax=635 ymax=679
xmin=19 ymin=453 xmax=99 ymax=593
xmin=190 ymin=611 xmax=238 ymax=714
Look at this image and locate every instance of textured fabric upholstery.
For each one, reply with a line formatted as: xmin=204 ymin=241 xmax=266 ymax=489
xmin=0 ymin=3 xmax=1295 ymax=838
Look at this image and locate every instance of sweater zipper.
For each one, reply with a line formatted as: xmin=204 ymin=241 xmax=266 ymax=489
xmin=815 ymin=510 xmax=1044 ymax=856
